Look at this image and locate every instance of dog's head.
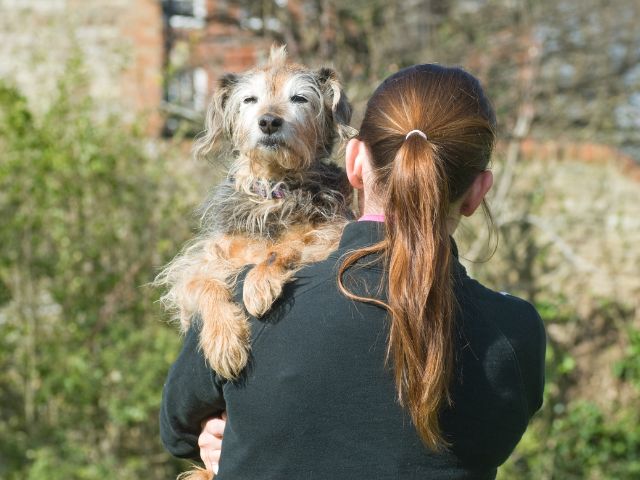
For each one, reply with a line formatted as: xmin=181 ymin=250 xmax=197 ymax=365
xmin=194 ymin=46 xmax=352 ymax=180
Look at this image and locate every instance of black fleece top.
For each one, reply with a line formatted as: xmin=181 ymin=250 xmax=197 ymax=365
xmin=160 ymin=221 xmax=546 ymax=479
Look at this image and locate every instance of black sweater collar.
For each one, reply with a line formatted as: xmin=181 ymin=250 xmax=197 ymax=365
xmin=339 ymin=221 xmax=460 ymax=257
xmin=337 ymin=220 xmax=467 ymax=279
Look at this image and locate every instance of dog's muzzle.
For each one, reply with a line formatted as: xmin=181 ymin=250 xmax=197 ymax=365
xmin=258 ymin=114 xmax=284 ymax=135
xmin=258 ymin=136 xmax=283 ymax=149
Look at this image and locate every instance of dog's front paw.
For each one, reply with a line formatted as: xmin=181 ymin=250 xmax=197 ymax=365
xmin=200 ymin=308 xmax=251 ymax=380
xmin=243 ymin=264 xmax=285 ymax=317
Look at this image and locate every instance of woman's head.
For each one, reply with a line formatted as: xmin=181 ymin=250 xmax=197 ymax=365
xmin=346 ymin=63 xmax=496 ymax=222
xmin=340 ymin=65 xmax=496 ymax=450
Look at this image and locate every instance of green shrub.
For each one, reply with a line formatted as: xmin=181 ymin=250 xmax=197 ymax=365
xmin=0 ymin=62 xmax=192 ymax=479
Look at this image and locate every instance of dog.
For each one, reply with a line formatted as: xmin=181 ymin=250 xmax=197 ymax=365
xmin=156 ymin=46 xmax=354 ymax=477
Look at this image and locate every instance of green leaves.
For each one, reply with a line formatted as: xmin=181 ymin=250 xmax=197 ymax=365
xmin=614 ymin=328 xmax=640 ymax=389
xmin=0 ymin=64 xmax=191 ymax=478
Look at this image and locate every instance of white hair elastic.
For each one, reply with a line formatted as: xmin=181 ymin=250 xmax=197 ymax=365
xmin=405 ymin=129 xmax=428 ymax=141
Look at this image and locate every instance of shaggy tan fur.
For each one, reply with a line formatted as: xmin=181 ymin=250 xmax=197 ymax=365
xmin=173 ymin=221 xmax=349 ymax=381
xmin=177 ymin=466 xmax=213 ymax=480
xmin=156 ymin=46 xmax=354 ymax=479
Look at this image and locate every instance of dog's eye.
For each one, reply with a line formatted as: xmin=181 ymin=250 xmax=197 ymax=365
xmin=243 ymin=96 xmax=258 ymax=104
xmin=290 ymin=95 xmax=308 ymax=104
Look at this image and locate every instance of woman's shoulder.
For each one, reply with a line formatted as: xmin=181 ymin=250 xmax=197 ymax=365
xmin=464 ymin=279 xmax=544 ymax=339
xmin=461 ymin=278 xmax=545 ymax=356
xmin=458 ymin=276 xmax=546 ymax=417
xmin=443 ymin=277 xmax=546 ymax=467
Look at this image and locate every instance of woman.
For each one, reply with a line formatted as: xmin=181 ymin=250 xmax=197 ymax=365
xmin=160 ymin=64 xmax=546 ymax=479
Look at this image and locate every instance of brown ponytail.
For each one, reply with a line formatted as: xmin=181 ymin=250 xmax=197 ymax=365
xmin=339 ymin=64 xmax=496 ymax=450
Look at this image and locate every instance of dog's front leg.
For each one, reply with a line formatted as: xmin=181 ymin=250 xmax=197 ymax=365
xmin=242 ymin=221 xmax=348 ymax=317
xmin=179 ymin=236 xmax=258 ymax=379
xmin=191 ymin=274 xmax=251 ymax=380
xmin=192 ymin=235 xmax=274 ymax=378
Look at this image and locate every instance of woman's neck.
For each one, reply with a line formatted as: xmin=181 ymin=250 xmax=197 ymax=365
xmin=360 ymin=191 xmax=462 ymax=234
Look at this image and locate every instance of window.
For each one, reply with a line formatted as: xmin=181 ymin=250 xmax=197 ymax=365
xmin=162 ymin=0 xmax=206 ymax=29
xmin=163 ymin=67 xmax=209 ymax=135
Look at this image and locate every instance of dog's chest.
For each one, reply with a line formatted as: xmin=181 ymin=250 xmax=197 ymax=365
xmin=202 ymin=180 xmax=348 ymax=239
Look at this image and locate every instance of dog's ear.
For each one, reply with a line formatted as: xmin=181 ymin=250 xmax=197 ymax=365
xmin=193 ymin=73 xmax=239 ymax=160
xmin=316 ymin=67 xmax=354 ymax=140
xmin=217 ymin=73 xmax=239 ymax=107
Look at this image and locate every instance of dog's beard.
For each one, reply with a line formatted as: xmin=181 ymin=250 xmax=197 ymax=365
xmin=246 ymin=147 xmax=307 ymax=177
xmin=244 ymin=137 xmax=315 ymax=178
xmin=257 ymin=136 xmax=283 ymax=150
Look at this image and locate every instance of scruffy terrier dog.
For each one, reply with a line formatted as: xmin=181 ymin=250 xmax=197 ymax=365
xmin=159 ymin=47 xmax=354 ymax=479
xmin=157 ymin=46 xmax=354 ymax=388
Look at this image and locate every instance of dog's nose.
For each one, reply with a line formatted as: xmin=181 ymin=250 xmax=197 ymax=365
xmin=258 ymin=114 xmax=283 ymax=135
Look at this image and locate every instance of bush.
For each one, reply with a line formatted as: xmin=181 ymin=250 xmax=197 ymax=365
xmin=0 ymin=63 xmax=193 ymax=479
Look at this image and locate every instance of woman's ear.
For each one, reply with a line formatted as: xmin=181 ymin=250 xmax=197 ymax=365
xmin=345 ymin=138 xmax=365 ymax=190
xmin=460 ymin=170 xmax=493 ymax=217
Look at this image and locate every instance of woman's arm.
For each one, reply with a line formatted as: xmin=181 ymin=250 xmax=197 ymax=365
xmin=160 ymin=319 xmax=226 ymax=459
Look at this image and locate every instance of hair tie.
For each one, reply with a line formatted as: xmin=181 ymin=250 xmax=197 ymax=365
xmin=405 ymin=129 xmax=428 ymax=141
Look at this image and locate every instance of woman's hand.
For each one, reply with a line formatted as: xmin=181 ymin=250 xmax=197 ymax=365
xmin=199 ymin=412 xmax=226 ymax=474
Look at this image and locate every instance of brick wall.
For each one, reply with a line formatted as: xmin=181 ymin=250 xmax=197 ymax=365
xmin=0 ymin=0 xmax=163 ymax=130
xmin=0 ymin=0 xmax=275 ymax=134
xmin=164 ymin=0 xmax=270 ymax=130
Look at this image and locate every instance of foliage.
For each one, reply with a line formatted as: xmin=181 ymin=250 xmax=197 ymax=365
xmin=615 ymin=327 xmax=640 ymax=390
xmin=0 ymin=62 xmax=193 ymax=479
xmin=485 ymin=277 xmax=640 ymax=480
xmin=453 ymin=145 xmax=640 ymax=478
xmin=2 ymin=1 xmax=639 ymax=478
xmin=499 ymin=400 xmax=640 ymax=479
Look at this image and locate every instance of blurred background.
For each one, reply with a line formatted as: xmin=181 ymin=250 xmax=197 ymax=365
xmin=0 ymin=0 xmax=639 ymax=478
